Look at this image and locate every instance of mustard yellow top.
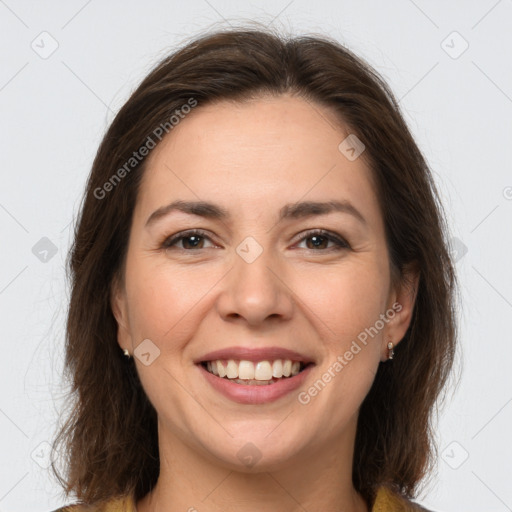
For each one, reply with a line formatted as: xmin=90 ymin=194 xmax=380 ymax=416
xmin=51 ymin=485 xmax=431 ymax=511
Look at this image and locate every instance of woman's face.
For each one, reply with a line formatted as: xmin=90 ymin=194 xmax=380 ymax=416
xmin=112 ymin=94 xmax=417 ymax=472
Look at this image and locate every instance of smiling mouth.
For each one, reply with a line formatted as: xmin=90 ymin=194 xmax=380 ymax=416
xmin=200 ymin=359 xmax=312 ymax=385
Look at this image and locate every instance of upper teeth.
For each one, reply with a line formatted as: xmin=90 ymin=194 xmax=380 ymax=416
xmin=206 ymin=359 xmax=302 ymax=380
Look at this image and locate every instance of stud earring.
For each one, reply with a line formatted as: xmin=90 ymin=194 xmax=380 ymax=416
xmin=123 ymin=348 xmax=131 ymax=358
xmin=387 ymin=341 xmax=394 ymax=360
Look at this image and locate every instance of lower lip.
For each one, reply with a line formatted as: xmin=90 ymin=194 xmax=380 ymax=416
xmin=197 ymin=363 xmax=314 ymax=404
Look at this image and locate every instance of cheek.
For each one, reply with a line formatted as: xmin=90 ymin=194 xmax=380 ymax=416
xmin=295 ymin=264 xmax=386 ymax=426
xmin=124 ymin=257 xmax=219 ymax=345
xmin=296 ymin=259 xmax=389 ymax=345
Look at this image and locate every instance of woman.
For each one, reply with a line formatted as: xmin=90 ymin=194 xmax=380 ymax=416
xmin=50 ymin=26 xmax=458 ymax=512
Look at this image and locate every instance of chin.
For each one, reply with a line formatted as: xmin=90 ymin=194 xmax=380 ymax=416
xmin=197 ymin=430 xmax=310 ymax=473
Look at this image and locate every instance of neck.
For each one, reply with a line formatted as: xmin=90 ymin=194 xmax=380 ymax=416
xmin=136 ymin=417 xmax=369 ymax=512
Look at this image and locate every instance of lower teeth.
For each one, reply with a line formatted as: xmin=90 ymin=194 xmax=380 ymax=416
xmin=228 ymin=377 xmax=280 ymax=385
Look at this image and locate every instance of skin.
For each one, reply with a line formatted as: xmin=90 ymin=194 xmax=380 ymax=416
xmin=111 ymin=94 xmax=419 ymax=512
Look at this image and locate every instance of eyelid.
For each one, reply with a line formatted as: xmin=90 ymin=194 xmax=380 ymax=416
xmin=161 ymin=229 xmax=217 ymax=249
xmin=292 ymin=228 xmax=350 ymax=250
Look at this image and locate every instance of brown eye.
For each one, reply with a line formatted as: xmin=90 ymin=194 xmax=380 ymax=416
xmin=305 ymin=234 xmax=329 ymax=249
xmin=162 ymin=230 xmax=214 ymax=250
xmin=296 ymin=230 xmax=350 ymax=251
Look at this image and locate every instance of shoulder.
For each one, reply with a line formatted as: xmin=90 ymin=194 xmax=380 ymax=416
xmin=372 ymin=485 xmax=435 ymax=512
xmin=50 ymin=506 xmax=94 ymax=512
xmin=48 ymin=494 xmax=136 ymax=512
xmin=49 ymin=506 xmax=93 ymax=512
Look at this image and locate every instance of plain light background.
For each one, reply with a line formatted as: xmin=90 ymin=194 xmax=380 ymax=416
xmin=1 ymin=1 xmax=511 ymax=511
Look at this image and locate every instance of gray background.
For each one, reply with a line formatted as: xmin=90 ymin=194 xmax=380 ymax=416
xmin=1 ymin=1 xmax=511 ymax=511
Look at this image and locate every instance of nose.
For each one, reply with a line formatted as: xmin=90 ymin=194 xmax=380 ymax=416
xmin=216 ymin=249 xmax=294 ymax=327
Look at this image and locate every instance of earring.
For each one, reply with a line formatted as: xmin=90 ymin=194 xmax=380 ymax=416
xmin=123 ymin=348 xmax=131 ymax=358
xmin=387 ymin=341 xmax=394 ymax=360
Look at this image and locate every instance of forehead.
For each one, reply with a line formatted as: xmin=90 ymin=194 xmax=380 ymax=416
xmin=136 ymin=95 xmax=379 ymax=224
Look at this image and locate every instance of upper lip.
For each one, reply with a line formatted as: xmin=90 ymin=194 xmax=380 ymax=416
xmin=195 ymin=346 xmax=315 ymax=364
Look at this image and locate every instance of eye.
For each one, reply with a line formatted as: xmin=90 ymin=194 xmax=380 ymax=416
xmin=294 ymin=229 xmax=350 ymax=251
xmin=161 ymin=229 xmax=216 ymax=250
xmin=160 ymin=228 xmax=350 ymax=252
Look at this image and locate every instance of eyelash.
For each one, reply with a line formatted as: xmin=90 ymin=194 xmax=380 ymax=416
xmin=161 ymin=228 xmax=350 ymax=252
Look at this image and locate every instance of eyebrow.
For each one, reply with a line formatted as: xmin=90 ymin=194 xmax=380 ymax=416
xmin=145 ymin=199 xmax=367 ymax=228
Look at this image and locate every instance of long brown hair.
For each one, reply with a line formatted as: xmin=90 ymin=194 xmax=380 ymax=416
xmin=50 ymin=24 xmax=459 ymax=508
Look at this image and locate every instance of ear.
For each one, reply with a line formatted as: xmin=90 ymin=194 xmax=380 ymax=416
xmin=382 ymin=263 xmax=420 ymax=361
xmin=110 ymin=273 xmax=133 ymax=353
